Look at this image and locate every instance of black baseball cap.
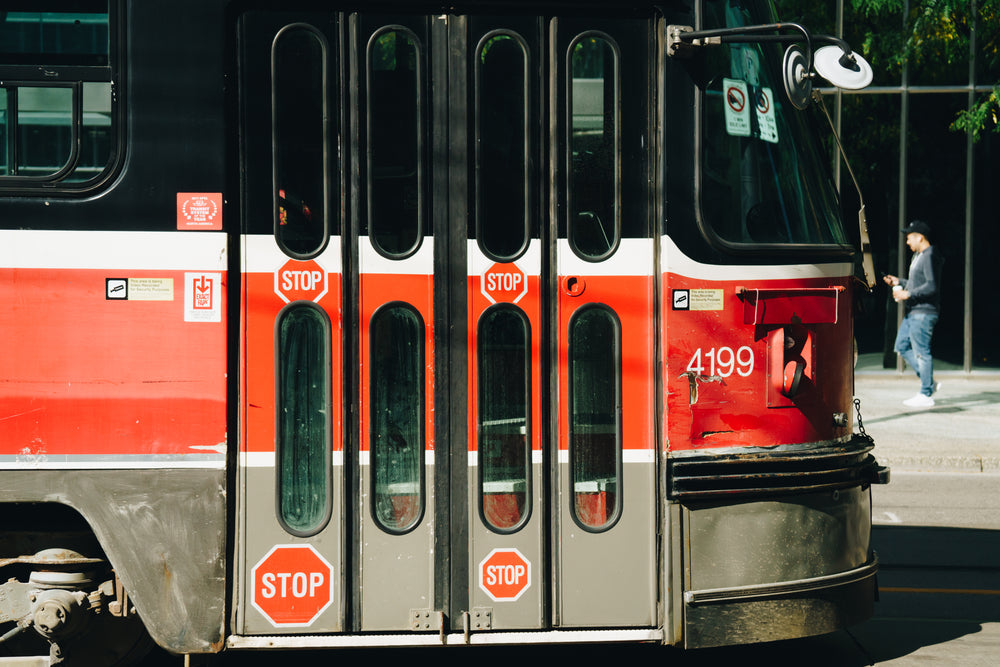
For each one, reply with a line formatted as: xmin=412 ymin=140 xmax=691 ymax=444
xmin=901 ymin=220 xmax=931 ymax=239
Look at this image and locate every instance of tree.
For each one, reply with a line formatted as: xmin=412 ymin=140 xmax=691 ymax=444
xmin=852 ymin=0 xmax=1000 ymax=141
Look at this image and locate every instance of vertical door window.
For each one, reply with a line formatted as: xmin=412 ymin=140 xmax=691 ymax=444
xmin=276 ymin=304 xmax=332 ymax=536
xmin=569 ymin=305 xmax=622 ymax=531
xmin=568 ymin=34 xmax=619 ymax=260
xmin=367 ymin=28 xmax=423 ymax=257
xmin=273 ymin=24 xmax=329 ymax=257
xmin=370 ymin=304 xmax=425 ymax=533
xmin=475 ymin=31 xmax=529 ymax=261
xmin=478 ymin=306 xmax=531 ymax=532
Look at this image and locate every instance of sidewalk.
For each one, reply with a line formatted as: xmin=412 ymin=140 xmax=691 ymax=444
xmin=854 ymin=354 xmax=1000 ymax=473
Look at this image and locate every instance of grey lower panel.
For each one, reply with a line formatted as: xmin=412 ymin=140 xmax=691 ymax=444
xmin=0 ymin=469 xmax=226 ymax=654
xmin=682 ymin=559 xmax=877 ymax=648
xmin=680 ymin=485 xmax=877 ymax=649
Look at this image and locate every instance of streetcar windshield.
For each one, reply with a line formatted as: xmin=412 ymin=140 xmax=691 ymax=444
xmin=698 ymin=0 xmax=848 ymax=247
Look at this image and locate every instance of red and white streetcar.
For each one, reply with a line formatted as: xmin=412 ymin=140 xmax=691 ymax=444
xmin=0 ymin=0 xmax=886 ymax=663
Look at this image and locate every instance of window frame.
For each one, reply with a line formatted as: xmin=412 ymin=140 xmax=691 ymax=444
xmin=368 ymin=301 xmax=427 ymax=535
xmin=566 ymin=30 xmax=622 ymax=263
xmin=476 ymin=303 xmax=533 ymax=534
xmin=0 ymin=3 xmax=121 ymax=194
xmin=567 ymin=303 xmax=623 ymax=533
xmin=271 ymin=22 xmax=332 ymax=260
xmin=474 ymin=29 xmax=532 ymax=263
xmin=274 ymin=301 xmax=334 ymax=538
xmin=365 ymin=25 xmax=427 ymax=260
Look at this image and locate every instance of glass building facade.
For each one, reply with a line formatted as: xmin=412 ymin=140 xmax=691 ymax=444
xmin=776 ymin=0 xmax=999 ymax=372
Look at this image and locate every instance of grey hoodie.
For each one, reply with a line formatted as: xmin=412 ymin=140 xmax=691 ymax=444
xmin=900 ymin=245 xmax=944 ymax=314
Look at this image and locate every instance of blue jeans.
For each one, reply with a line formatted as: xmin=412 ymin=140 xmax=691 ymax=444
xmin=894 ymin=311 xmax=938 ymax=396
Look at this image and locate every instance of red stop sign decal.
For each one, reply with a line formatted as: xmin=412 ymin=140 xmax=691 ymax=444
xmin=251 ymin=544 xmax=334 ymax=627
xmin=275 ymin=258 xmax=328 ymax=303
xmin=481 ymin=262 xmax=527 ymax=304
xmin=479 ymin=548 xmax=531 ymax=602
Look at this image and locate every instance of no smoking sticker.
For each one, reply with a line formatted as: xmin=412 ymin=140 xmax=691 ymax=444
xmin=723 ymin=78 xmax=750 ymax=137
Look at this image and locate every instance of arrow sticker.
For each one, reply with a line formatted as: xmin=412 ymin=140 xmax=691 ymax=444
xmin=185 ymin=272 xmax=222 ymax=322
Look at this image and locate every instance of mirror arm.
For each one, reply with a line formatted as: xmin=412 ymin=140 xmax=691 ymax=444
xmin=669 ymin=23 xmax=813 ymax=69
xmin=669 ymin=23 xmax=859 ymax=71
xmin=812 ymin=90 xmax=876 ymax=290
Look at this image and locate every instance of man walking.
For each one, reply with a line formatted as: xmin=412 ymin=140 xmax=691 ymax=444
xmin=883 ymin=220 xmax=944 ymax=408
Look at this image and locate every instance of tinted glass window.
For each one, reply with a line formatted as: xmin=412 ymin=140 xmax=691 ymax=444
xmin=0 ymin=9 xmax=108 ymax=66
xmin=569 ymin=35 xmax=619 ymax=260
xmin=699 ymin=0 xmax=848 ymax=245
xmin=277 ymin=304 xmax=332 ymax=535
xmin=0 ymin=7 xmax=113 ymax=186
xmin=368 ymin=28 xmax=423 ymax=257
xmin=569 ymin=306 xmax=621 ymax=531
xmin=273 ymin=25 xmax=329 ymax=257
xmin=476 ymin=32 xmax=529 ymax=261
xmin=478 ymin=306 xmax=531 ymax=532
xmin=370 ymin=304 xmax=425 ymax=533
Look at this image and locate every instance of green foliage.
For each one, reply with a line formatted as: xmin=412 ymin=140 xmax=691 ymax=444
xmin=950 ymin=85 xmax=1000 ymax=140
xmin=851 ymin=0 xmax=1000 ymax=140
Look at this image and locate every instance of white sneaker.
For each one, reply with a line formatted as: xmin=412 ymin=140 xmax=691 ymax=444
xmin=903 ymin=393 xmax=935 ymax=408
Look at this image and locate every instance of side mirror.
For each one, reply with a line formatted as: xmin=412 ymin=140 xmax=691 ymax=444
xmin=813 ymin=45 xmax=873 ymax=90
xmin=782 ymin=44 xmax=873 ymax=110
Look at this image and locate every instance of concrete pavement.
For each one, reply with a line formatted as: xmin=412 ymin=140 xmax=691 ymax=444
xmin=854 ymin=354 xmax=1000 ymax=473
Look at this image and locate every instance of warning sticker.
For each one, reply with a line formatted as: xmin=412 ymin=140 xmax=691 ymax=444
xmin=723 ymin=78 xmax=750 ymax=138
xmin=755 ymin=87 xmax=779 ymax=144
xmin=673 ymin=288 xmax=724 ymax=311
xmin=185 ymin=273 xmax=222 ymax=322
xmin=689 ymin=289 xmax=725 ymax=311
xmin=128 ymin=278 xmax=174 ymax=301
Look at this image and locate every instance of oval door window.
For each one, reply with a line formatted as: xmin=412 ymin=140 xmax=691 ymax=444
xmin=568 ymin=305 xmax=622 ymax=531
xmin=367 ymin=28 xmax=424 ymax=258
xmin=568 ymin=34 xmax=620 ymax=261
xmin=276 ymin=303 xmax=332 ymax=535
xmin=475 ymin=31 xmax=530 ymax=261
xmin=370 ymin=303 xmax=425 ymax=533
xmin=478 ymin=305 xmax=531 ymax=532
xmin=273 ymin=24 xmax=329 ymax=257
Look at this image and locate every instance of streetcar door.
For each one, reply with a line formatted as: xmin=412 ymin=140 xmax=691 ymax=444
xmin=465 ymin=15 xmax=546 ymax=630
xmin=237 ymin=11 xmax=347 ymax=634
xmin=236 ymin=8 xmax=657 ymax=637
xmin=549 ymin=16 xmax=657 ymax=628
xmin=352 ymin=13 xmax=439 ymax=631
xmin=465 ymin=15 xmax=657 ymax=629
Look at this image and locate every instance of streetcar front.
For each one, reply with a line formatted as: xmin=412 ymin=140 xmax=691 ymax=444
xmin=660 ymin=0 xmax=887 ymax=648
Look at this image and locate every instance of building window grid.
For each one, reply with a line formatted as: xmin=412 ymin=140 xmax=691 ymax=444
xmin=823 ymin=0 xmax=991 ymax=373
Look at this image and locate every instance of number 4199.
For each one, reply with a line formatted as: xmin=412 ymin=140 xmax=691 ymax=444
xmin=685 ymin=346 xmax=754 ymax=378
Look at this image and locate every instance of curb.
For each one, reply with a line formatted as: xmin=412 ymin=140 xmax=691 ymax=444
xmin=875 ymin=454 xmax=1000 ymax=474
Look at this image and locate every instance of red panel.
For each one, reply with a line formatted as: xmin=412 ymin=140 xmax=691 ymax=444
xmin=558 ymin=275 xmax=655 ymax=452
xmin=664 ymin=273 xmax=854 ymax=453
xmin=467 ymin=270 xmax=542 ymax=457
xmin=359 ymin=273 xmax=434 ymax=454
xmin=741 ymin=287 xmax=842 ymax=325
xmin=242 ymin=271 xmax=343 ymax=455
xmin=0 ymin=268 xmax=226 ymax=457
